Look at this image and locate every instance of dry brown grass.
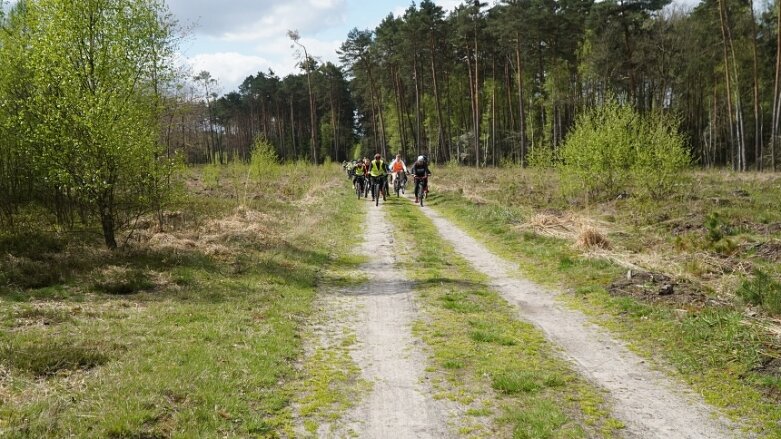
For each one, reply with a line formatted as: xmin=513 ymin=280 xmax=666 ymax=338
xmin=523 ymin=213 xmax=575 ymax=240
xmin=576 ymin=226 xmax=611 ymax=250
xmin=129 ymin=206 xmax=280 ymax=258
xmin=519 ymin=212 xmax=610 ymax=243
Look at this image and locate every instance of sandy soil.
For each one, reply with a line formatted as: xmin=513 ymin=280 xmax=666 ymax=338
xmin=417 ymin=204 xmax=738 ymax=439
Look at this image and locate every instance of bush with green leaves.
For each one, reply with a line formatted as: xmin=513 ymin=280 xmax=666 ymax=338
xmin=224 ymin=137 xmax=281 ymax=206
xmin=632 ymin=112 xmax=691 ymax=199
xmin=201 ymin=162 xmax=221 ymax=190
xmin=527 ymin=146 xmax=558 ymax=169
xmin=249 ymin=136 xmax=280 ymax=186
xmin=0 ymin=0 xmax=178 ymax=248
xmin=557 ymin=100 xmax=690 ymax=201
xmin=736 ymin=270 xmax=781 ymax=315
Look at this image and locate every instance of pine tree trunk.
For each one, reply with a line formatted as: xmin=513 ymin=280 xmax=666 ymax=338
xmin=492 ymin=56 xmax=497 ymax=167
xmin=515 ymin=40 xmax=526 ymax=166
xmin=749 ymin=0 xmax=763 ymax=170
xmin=718 ymin=0 xmax=737 ymax=170
xmin=290 ymin=98 xmax=297 ymax=158
xmin=430 ymin=35 xmax=447 ymax=163
xmin=773 ymin=0 xmax=781 ymax=171
xmin=391 ymin=67 xmax=405 ymax=157
xmin=465 ymin=43 xmax=477 ymax=165
xmin=413 ymin=56 xmax=423 ymax=155
xmin=474 ymin=21 xmax=480 ymax=168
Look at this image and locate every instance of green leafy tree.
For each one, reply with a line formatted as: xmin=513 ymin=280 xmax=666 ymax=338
xmin=10 ymin=0 xmax=177 ymax=248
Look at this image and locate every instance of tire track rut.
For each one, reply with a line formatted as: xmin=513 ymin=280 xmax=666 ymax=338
xmin=416 ymin=203 xmax=737 ymax=439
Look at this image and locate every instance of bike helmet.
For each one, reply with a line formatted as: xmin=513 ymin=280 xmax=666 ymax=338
xmin=374 ymin=153 xmax=381 ymax=160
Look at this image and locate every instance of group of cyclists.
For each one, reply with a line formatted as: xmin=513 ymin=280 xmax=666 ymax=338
xmin=343 ymin=153 xmax=432 ymax=206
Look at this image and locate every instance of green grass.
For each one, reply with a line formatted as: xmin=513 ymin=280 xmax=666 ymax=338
xmin=384 ymin=196 xmax=621 ymax=438
xmin=425 ymin=172 xmax=781 ymax=436
xmin=736 ymin=270 xmax=781 ymax=315
xmin=0 ymin=163 xmax=360 ymax=437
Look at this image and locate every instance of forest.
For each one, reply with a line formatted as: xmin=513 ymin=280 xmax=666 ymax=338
xmin=210 ymin=0 xmax=781 ymax=170
xmin=3 ymin=0 xmax=781 ymax=239
xmin=0 ymin=0 xmax=779 ymax=246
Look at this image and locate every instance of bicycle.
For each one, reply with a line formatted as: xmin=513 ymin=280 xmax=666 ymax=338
xmin=414 ymin=175 xmax=428 ymax=207
xmin=372 ymin=175 xmax=387 ymax=206
xmin=394 ymin=172 xmax=407 ymax=197
xmin=354 ymin=175 xmax=365 ymax=199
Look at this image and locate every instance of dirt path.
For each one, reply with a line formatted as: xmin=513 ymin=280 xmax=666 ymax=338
xmin=416 ymin=204 xmax=737 ymax=439
xmin=314 ymin=204 xmax=454 ymax=438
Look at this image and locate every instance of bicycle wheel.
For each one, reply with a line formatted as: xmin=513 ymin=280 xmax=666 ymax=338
xmin=374 ymin=181 xmax=380 ymax=206
xmin=355 ymin=180 xmax=361 ymax=199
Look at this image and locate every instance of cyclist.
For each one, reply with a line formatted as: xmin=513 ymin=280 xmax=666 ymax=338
xmin=369 ymin=153 xmax=388 ymax=202
xmin=352 ymin=159 xmax=366 ymax=193
xmin=411 ymin=155 xmax=431 ymax=204
xmin=389 ymin=154 xmax=408 ymax=187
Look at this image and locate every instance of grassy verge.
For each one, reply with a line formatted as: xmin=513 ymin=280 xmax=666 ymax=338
xmin=424 ymin=175 xmax=781 ymax=436
xmin=383 ymin=196 xmax=622 ymax=438
xmin=0 ymin=163 xmax=357 ymax=437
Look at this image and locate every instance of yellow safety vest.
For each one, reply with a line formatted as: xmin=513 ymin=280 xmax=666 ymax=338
xmin=370 ymin=160 xmax=386 ymax=177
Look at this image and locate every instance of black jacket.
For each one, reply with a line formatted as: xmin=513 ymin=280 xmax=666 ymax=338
xmin=411 ymin=161 xmax=431 ymax=178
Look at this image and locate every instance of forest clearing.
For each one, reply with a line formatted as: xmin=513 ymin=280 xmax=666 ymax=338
xmin=3 ymin=0 xmax=781 ymax=437
xmin=2 ymin=165 xmax=780 ymax=437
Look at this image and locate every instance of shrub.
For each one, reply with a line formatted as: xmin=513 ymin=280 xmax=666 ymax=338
xmin=632 ymin=112 xmax=691 ymax=199
xmin=527 ymin=145 xmax=558 ymax=169
xmin=704 ymin=212 xmax=726 ymax=243
xmin=202 ymin=162 xmax=221 ymax=189
xmin=736 ymin=270 xmax=781 ymax=315
xmin=558 ymin=99 xmax=690 ymax=202
xmin=248 ymin=136 xmax=280 ymax=185
xmin=704 ymin=212 xmax=737 ymax=255
xmin=576 ymin=226 xmax=611 ymax=250
xmin=558 ymin=101 xmax=635 ymax=200
xmin=92 ymin=266 xmax=154 ymax=295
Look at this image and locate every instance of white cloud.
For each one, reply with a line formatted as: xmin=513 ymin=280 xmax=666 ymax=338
xmin=185 ymin=52 xmax=281 ymax=92
xmin=434 ymin=0 xmax=463 ymax=13
xmin=166 ymin=0 xmax=347 ymax=38
xmin=182 ymin=34 xmax=344 ymax=92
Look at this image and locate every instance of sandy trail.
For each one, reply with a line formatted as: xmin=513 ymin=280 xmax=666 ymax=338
xmin=416 ymin=204 xmax=737 ymax=439
xmin=335 ymin=204 xmax=454 ymax=438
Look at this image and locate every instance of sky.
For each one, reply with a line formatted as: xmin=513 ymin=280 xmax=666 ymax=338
xmin=169 ymin=0 xmax=463 ymax=94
